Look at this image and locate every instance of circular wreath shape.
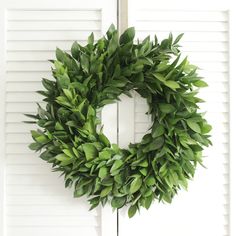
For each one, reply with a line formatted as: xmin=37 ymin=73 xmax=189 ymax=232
xmin=27 ymin=25 xmax=212 ymax=218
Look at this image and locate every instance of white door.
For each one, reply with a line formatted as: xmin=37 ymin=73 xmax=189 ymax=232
xmin=0 ymin=0 xmax=117 ymax=236
xmin=118 ymin=0 xmax=235 ymax=236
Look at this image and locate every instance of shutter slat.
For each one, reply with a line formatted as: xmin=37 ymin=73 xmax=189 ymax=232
xmin=7 ymin=41 xmax=87 ymax=51
xmin=7 ymin=31 xmax=101 ymax=41
xmin=136 ymin=21 xmax=228 ymax=32
xmin=8 ymin=20 xmax=101 ymax=31
xmin=136 ymin=10 xmax=227 ymax=22
xmin=7 ymin=215 xmax=99 ymax=227
xmin=6 ymin=204 xmax=99 ymax=216
xmin=7 ymin=10 xmax=101 ymax=21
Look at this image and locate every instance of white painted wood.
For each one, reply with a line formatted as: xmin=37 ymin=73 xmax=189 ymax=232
xmin=228 ymin=6 xmax=236 ymax=236
xmin=118 ymin=0 xmax=128 ymax=34
xmin=118 ymin=1 xmax=233 ymax=235
xmin=100 ymin=101 xmax=118 ymax=236
xmin=0 ymin=0 xmax=117 ymax=236
xmin=118 ymin=94 xmax=135 ymax=148
xmin=0 ymin=7 xmax=7 ymax=236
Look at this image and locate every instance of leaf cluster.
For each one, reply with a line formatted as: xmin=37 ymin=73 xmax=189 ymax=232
xmin=27 ymin=24 xmax=212 ymax=217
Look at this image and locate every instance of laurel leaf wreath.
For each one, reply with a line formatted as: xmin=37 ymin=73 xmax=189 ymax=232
xmin=26 ymin=24 xmax=212 ymax=217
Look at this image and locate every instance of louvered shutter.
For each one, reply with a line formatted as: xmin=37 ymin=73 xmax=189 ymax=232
xmin=118 ymin=1 xmax=232 ymax=236
xmin=0 ymin=0 xmax=117 ymax=236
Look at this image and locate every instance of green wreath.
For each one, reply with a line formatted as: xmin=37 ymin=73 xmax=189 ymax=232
xmin=27 ymin=25 xmax=212 ymax=217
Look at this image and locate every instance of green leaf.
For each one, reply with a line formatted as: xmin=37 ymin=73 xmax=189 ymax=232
xmin=146 ymin=176 xmax=156 ymax=186
xmin=55 ymin=153 xmax=70 ymax=161
xmin=80 ymin=54 xmax=90 ymax=73
xmin=70 ymin=82 xmax=87 ymax=94
xmin=89 ymin=196 xmax=100 ymax=210
xmin=168 ymin=32 xmax=173 ymax=45
xmin=42 ymin=78 xmax=54 ymax=91
xmin=35 ymin=135 xmax=48 ymax=144
xmin=139 ymin=168 xmax=148 ymax=176
xmin=108 ymin=31 xmax=118 ymax=56
xmin=159 ymin=103 xmax=176 ymax=113
xmin=111 ymin=196 xmax=126 ymax=209
xmin=179 ymin=178 xmax=188 ymax=190
xmin=56 ymin=73 xmax=70 ymax=89
xmin=56 ymin=47 xmax=65 ymax=62
xmin=110 ymin=159 xmax=123 ymax=173
xmin=61 ymin=159 xmax=74 ymax=166
xmin=173 ymin=33 xmax=184 ymax=44
xmin=72 ymin=147 xmax=79 ymax=158
xmin=143 ymin=137 xmax=164 ymax=152
xmin=164 ymin=80 xmax=180 ymax=90
xmin=66 ymin=121 xmax=78 ymax=128
xmin=201 ymin=123 xmax=212 ymax=134
xmin=108 ymin=78 xmax=127 ymax=87
xmin=153 ymin=73 xmax=165 ymax=82
xmin=28 ymin=142 xmax=42 ymax=151
xmin=63 ymin=89 xmax=73 ymax=101
xmin=130 ymin=176 xmax=142 ymax=194
xmin=97 ymin=38 xmax=105 ymax=51
xmin=112 ymin=147 xmax=121 ymax=155
xmin=56 ymin=96 xmax=71 ymax=107
xmin=162 ymin=193 xmax=172 ymax=203
xmin=55 ymin=122 xmax=64 ymax=130
xmin=99 ymin=99 xmax=117 ymax=106
xmin=143 ymin=189 xmax=152 ymax=197
xmin=88 ymin=32 xmax=94 ymax=45
xmin=101 ymin=178 xmax=113 ymax=187
xmin=193 ymin=80 xmax=208 ymax=87
xmin=100 ymin=186 xmax=112 ymax=197
xmin=138 ymin=160 xmax=148 ymax=167
xmin=30 ymin=130 xmax=41 ymax=139
xmin=169 ymin=170 xmax=179 ymax=185
xmin=133 ymin=72 xmax=144 ymax=83
xmin=120 ymin=27 xmax=135 ymax=44
xmin=165 ymin=56 xmax=181 ymax=76
xmin=112 ymin=64 xmax=121 ymax=78
xmin=87 ymin=106 xmax=95 ymax=118
xmin=99 ymin=150 xmax=112 ymax=160
xmin=98 ymin=133 xmax=110 ymax=147
xmin=106 ymin=24 xmax=116 ymax=39
xmin=156 ymin=61 xmax=169 ymax=72
xmin=152 ymin=124 xmax=165 ymax=138
xmin=128 ymin=205 xmax=137 ymax=218
xmin=82 ymin=143 xmax=98 ymax=161
xmin=186 ymin=119 xmax=201 ymax=133
xmin=98 ymin=166 xmax=108 ymax=179
xmin=40 ymin=150 xmax=53 ymax=161
xmin=62 ymin=149 xmax=74 ymax=158
xmin=24 ymin=113 xmax=39 ymax=120
xmin=74 ymin=187 xmax=85 ymax=198
xmin=71 ymin=41 xmax=80 ymax=59
xmin=144 ymin=195 xmax=153 ymax=209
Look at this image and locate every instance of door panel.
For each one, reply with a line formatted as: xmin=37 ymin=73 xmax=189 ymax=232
xmin=0 ymin=1 xmax=117 ymax=236
xmin=118 ymin=1 xmax=230 ymax=235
